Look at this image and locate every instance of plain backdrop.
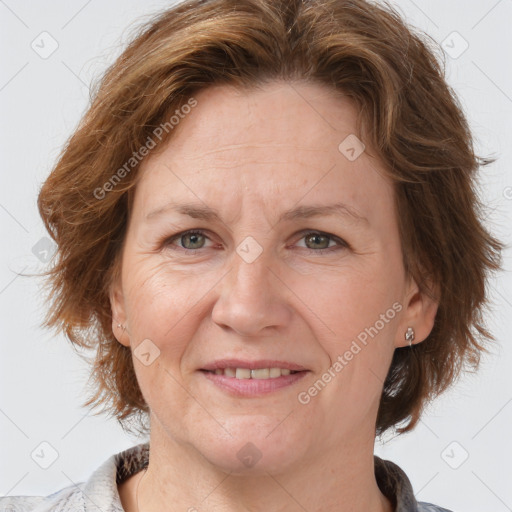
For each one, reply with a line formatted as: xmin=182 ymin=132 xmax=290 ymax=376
xmin=0 ymin=1 xmax=511 ymax=510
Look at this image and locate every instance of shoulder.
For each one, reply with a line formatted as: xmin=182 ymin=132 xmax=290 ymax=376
xmin=0 ymin=443 xmax=148 ymax=512
xmin=374 ymin=454 xmax=455 ymax=512
xmin=0 ymin=484 xmax=82 ymax=511
xmin=418 ymin=500 xmax=455 ymax=511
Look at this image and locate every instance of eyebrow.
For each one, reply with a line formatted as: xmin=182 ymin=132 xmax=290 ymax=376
xmin=146 ymin=201 xmax=369 ymax=226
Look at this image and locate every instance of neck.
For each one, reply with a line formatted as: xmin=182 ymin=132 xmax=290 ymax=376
xmin=127 ymin=421 xmax=393 ymax=512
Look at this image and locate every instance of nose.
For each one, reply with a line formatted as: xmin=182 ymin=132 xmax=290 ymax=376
xmin=211 ymin=249 xmax=292 ymax=337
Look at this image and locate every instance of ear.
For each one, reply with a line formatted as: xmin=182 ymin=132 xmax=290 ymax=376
xmin=109 ymin=273 xmax=130 ymax=348
xmin=395 ymin=273 xmax=439 ymax=348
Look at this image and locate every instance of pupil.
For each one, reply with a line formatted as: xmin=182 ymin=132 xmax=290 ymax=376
xmin=182 ymin=233 xmax=329 ymax=250
xmin=308 ymin=233 xmax=328 ymax=249
xmin=185 ymin=233 xmax=204 ymax=249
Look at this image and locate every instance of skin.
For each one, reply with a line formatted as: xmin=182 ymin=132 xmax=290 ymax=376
xmin=111 ymin=81 xmax=438 ymax=512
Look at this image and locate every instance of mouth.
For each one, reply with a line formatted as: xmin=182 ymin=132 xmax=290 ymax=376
xmin=200 ymin=359 xmax=307 ymax=378
xmin=199 ymin=359 xmax=309 ymax=396
xmin=201 ymin=367 xmax=302 ymax=379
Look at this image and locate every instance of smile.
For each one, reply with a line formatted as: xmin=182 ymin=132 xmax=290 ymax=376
xmin=200 ymin=368 xmax=309 ymax=396
xmin=204 ymin=367 xmax=299 ymax=379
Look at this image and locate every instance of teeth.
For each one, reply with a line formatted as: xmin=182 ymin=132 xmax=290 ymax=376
xmin=251 ymin=368 xmax=269 ymax=379
xmin=209 ymin=367 xmax=299 ymax=379
xmin=236 ymin=368 xmax=251 ymax=379
xmin=269 ymin=367 xmax=281 ymax=378
xmin=224 ymin=368 xmax=236 ymax=377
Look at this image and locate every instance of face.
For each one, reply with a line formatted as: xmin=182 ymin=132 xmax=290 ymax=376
xmin=111 ymin=81 xmax=437 ymax=474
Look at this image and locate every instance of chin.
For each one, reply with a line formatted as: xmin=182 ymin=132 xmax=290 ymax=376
xmin=202 ymin=442 xmax=302 ymax=476
xmin=195 ymin=415 xmax=308 ymax=475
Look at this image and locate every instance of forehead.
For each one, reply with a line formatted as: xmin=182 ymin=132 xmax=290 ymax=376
xmin=134 ymin=81 xmax=393 ymax=224
xmin=164 ymin=81 xmax=363 ymax=157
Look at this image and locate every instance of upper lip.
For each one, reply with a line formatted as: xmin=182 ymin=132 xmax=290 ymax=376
xmin=201 ymin=359 xmax=308 ymax=371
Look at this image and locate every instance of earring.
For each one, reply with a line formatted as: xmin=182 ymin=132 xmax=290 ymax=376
xmin=405 ymin=327 xmax=415 ymax=346
xmin=117 ymin=323 xmax=123 ymax=329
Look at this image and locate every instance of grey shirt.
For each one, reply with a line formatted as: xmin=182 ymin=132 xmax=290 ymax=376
xmin=0 ymin=442 xmax=453 ymax=511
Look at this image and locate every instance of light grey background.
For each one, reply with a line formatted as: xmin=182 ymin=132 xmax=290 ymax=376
xmin=0 ymin=1 xmax=511 ymax=510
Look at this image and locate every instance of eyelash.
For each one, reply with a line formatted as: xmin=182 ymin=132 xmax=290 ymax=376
xmin=161 ymin=229 xmax=349 ymax=255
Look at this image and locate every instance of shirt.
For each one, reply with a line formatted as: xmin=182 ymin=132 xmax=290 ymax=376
xmin=0 ymin=442 xmax=453 ymax=511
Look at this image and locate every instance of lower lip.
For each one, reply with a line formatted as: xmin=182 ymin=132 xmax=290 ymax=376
xmin=200 ymin=370 xmax=309 ymax=396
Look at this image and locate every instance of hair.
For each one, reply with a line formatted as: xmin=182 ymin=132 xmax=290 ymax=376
xmin=37 ymin=0 xmax=503 ymax=437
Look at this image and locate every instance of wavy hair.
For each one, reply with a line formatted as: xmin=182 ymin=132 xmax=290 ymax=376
xmin=37 ymin=0 xmax=503 ymax=436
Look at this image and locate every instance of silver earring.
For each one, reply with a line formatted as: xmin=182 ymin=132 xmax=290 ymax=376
xmin=405 ymin=327 xmax=415 ymax=346
xmin=117 ymin=323 xmax=123 ymax=329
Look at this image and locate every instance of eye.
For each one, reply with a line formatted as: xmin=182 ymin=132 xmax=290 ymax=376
xmin=165 ymin=230 xmax=212 ymax=251
xmin=161 ymin=229 xmax=348 ymax=255
xmin=294 ymin=230 xmax=348 ymax=253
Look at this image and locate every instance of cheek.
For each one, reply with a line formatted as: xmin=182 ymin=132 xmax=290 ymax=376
xmin=293 ymin=259 xmax=402 ymax=403
xmin=120 ymin=259 xmax=203 ymax=410
xmin=297 ymin=264 xmax=400 ymax=423
xmin=121 ymin=254 xmax=220 ymax=362
xmin=294 ymin=258 xmax=402 ymax=339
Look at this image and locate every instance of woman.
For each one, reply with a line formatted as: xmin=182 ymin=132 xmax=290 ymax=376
xmin=0 ymin=0 xmax=503 ymax=510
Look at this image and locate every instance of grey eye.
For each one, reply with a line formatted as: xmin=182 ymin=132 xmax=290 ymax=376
xmin=303 ymin=233 xmax=334 ymax=250
xmin=180 ymin=231 xmax=206 ymax=249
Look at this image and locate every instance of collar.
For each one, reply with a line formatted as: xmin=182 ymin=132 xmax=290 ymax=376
xmin=82 ymin=442 xmax=420 ymax=511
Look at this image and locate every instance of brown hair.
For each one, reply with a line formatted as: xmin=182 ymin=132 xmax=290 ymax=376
xmin=37 ymin=0 xmax=503 ymax=436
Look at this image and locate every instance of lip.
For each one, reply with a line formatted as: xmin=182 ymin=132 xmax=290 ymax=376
xmin=200 ymin=359 xmax=308 ymax=372
xmin=200 ymin=369 xmax=309 ymax=397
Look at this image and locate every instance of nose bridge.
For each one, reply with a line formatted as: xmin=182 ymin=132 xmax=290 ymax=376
xmin=232 ymin=240 xmax=272 ymax=294
xmin=226 ymin=237 xmax=276 ymax=305
xmin=211 ymin=237 xmax=291 ymax=335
